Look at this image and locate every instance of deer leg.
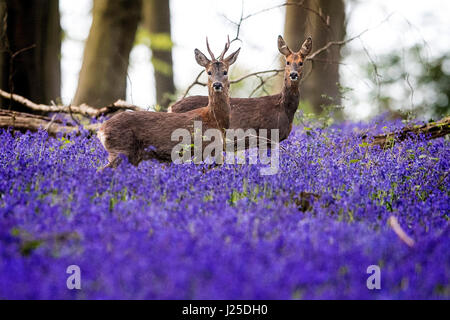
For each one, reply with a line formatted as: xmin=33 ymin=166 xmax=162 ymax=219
xmin=98 ymin=153 xmax=123 ymax=171
xmin=108 ymin=154 xmax=123 ymax=168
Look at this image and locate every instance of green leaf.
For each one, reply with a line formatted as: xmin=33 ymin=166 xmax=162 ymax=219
xmin=359 ymin=142 xmax=370 ymax=148
xmin=20 ymin=240 xmax=43 ymax=256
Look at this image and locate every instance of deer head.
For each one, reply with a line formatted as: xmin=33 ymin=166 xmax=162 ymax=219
xmin=194 ymin=36 xmax=240 ymax=97
xmin=278 ymin=35 xmax=312 ymax=88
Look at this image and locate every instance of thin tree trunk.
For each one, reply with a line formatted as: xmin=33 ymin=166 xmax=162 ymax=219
xmin=142 ymin=0 xmax=175 ymax=110
xmin=73 ymin=0 xmax=142 ymax=107
xmin=284 ymin=0 xmax=309 ymax=53
xmin=284 ymin=0 xmax=345 ymax=115
xmin=0 ymin=0 xmax=61 ymax=112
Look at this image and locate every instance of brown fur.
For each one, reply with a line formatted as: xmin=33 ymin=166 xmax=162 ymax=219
xmin=98 ymin=39 xmax=240 ymax=168
xmin=170 ymin=36 xmax=313 ymax=142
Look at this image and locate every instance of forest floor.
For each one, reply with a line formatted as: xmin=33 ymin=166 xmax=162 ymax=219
xmin=0 ymin=117 xmax=448 ymax=299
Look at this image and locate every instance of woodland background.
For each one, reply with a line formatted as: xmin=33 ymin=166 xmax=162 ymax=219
xmin=1 ymin=0 xmax=449 ymax=122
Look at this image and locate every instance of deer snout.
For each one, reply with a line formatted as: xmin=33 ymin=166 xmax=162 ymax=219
xmin=212 ymin=82 xmax=223 ymax=92
xmin=289 ymin=72 xmax=299 ymax=81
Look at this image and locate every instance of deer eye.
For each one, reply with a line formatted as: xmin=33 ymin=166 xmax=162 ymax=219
xmin=286 ymin=61 xmax=290 ymax=65
xmin=207 ymin=71 xmax=212 ymax=75
xmin=299 ymin=62 xmax=303 ymax=66
xmin=223 ymin=71 xmax=228 ymax=76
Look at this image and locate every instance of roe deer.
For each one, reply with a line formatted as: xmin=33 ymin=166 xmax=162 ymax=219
xmin=97 ymin=37 xmax=240 ymax=168
xmin=168 ymin=36 xmax=312 ymax=143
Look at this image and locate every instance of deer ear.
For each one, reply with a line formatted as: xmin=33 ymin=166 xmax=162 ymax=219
xmin=299 ymin=37 xmax=312 ymax=57
xmin=195 ymin=49 xmax=210 ymax=67
xmin=224 ymin=48 xmax=240 ymax=66
xmin=278 ymin=35 xmax=291 ymax=56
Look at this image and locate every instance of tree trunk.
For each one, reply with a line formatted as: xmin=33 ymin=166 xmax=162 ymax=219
xmin=0 ymin=0 xmax=61 ymax=112
xmin=284 ymin=0 xmax=346 ymax=115
xmin=142 ymin=0 xmax=175 ymax=110
xmin=73 ymin=0 xmax=142 ymax=107
xmin=0 ymin=1 xmax=4 ymax=99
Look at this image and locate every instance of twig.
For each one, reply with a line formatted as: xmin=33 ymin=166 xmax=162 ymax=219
xmin=306 ymin=13 xmax=394 ymax=61
xmin=181 ymin=70 xmax=205 ymax=99
xmin=44 ymin=114 xmax=57 ymax=132
xmin=182 ymin=12 xmax=394 ymax=98
xmin=231 ymin=69 xmax=283 ymax=84
xmin=360 ymin=39 xmax=382 ymax=100
xmin=388 ymin=216 xmax=415 ymax=247
xmin=240 ymin=1 xmax=330 ymax=29
xmin=7 ymin=44 xmax=37 ymax=110
xmin=68 ymin=104 xmax=81 ymax=126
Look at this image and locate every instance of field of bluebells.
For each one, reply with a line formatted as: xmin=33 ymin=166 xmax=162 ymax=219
xmin=0 ymin=117 xmax=448 ymax=299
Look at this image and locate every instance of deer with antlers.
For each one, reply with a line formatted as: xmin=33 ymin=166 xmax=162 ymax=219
xmin=97 ymin=37 xmax=240 ymax=168
xmin=168 ymin=36 xmax=312 ymax=143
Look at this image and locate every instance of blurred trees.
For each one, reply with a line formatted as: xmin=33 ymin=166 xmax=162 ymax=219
xmin=284 ymin=0 xmax=346 ymax=115
xmin=74 ymin=0 xmax=175 ymax=110
xmin=142 ymin=0 xmax=175 ymax=110
xmin=363 ymin=45 xmax=450 ymax=119
xmin=1 ymin=0 xmax=447 ymax=122
xmin=0 ymin=0 xmax=61 ymax=112
xmin=73 ymin=0 xmax=142 ymax=107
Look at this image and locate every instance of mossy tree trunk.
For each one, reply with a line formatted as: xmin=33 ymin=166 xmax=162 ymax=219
xmin=0 ymin=0 xmax=61 ymax=112
xmin=284 ymin=0 xmax=346 ymax=115
xmin=73 ymin=0 xmax=142 ymax=107
xmin=142 ymin=0 xmax=175 ymax=110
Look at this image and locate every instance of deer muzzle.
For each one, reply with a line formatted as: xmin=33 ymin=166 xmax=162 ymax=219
xmin=212 ymin=82 xmax=223 ymax=92
xmin=289 ymin=72 xmax=299 ymax=81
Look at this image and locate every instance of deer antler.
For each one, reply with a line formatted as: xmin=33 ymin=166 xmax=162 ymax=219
xmin=218 ymin=35 xmax=231 ymax=61
xmin=205 ymin=37 xmax=216 ymax=61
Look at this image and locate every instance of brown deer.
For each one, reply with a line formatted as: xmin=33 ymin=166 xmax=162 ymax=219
xmin=97 ymin=37 xmax=240 ymax=168
xmin=168 ymin=36 xmax=312 ymax=143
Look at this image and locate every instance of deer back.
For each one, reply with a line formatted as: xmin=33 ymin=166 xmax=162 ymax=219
xmin=99 ymin=106 xmax=226 ymax=163
xmin=169 ymin=93 xmax=295 ymax=141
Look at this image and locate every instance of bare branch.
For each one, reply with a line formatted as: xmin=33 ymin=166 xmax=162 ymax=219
xmin=10 ymin=44 xmax=36 ymax=59
xmin=241 ymin=1 xmax=330 ymax=29
xmin=181 ymin=70 xmax=206 ymax=99
xmin=230 ymin=69 xmax=283 ymax=84
xmin=181 ymin=10 xmax=394 ymax=100
xmin=0 ymin=89 xmax=140 ymax=118
xmin=306 ymin=13 xmax=394 ymax=61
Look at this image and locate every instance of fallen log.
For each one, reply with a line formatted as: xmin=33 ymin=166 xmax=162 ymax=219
xmin=362 ymin=116 xmax=450 ymax=148
xmin=0 ymin=110 xmax=100 ymax=136
xmin=0 ymin=89 xmax=140 ymax=118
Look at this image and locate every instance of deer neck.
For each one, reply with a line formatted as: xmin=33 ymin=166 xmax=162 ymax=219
xmin=280 ymin=77 xmax=301 ymax=122
xmin=207 ymin=85 xmax=230 ymax=130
